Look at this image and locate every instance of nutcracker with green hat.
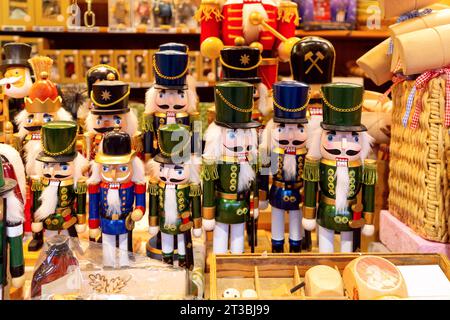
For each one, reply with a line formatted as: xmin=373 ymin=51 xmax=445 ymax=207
xmin=0 ymin=147 xmax=26 ymax=300
xmin=30 ymin=121 xmax=89 ymax=245
xmin=147 ymin=123 xmax=202 ymax=269
xmin=302 ymin=83 xmax=377 ymax=253
xmin=87 ymin=128 xmax=146 ymax=268
xmin=202 ymin=81 xmax=260 ymax=254
xmin=143 ymin=49 xmax=198 ymax=161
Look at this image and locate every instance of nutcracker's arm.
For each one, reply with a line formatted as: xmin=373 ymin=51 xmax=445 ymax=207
xmin=201 ymin=160 xmax=218 ymax=220
xmin=195 ymin=0 xmax=224 ymax=59
xmin=7 ymin=222 xmax=25 ymax=281
xmin=134 ymin=183 xmax=146 ymax=213
xmin=30 ymin=177 xmax=43 ymax=220
xmin=142 ymin=113 xmax=155 ymax=162
xmin=148 ymin=182 xmax=159 ymax=227
xmin=302 ymin=156 xmax=320 ymax=221
xmin=190 ymin=184 xmax=202 ymax=230
xmin=275 ymin=1 xmax=300 ymax=51
xmin=75 ymin=179 xmax=87 ymax=226
xmin=362 ymin=159 xmax=378 ymax=226
xmin=88 ymin=184 xmax=101 ymax=229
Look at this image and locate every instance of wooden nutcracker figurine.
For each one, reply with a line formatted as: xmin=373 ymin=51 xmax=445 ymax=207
xmin=147 ymin=124 xmax=202 ymax=268
xmin=0 ymin=146 xmax=26 ymax=300
xmin=259 ymin=81 xmax=311 ymax=253
xmin=84 ymin=74 xmax=141 ymax=162
xmin=143 ymin=48 xmax=198 ymax=161
xmin=196 ymin=0 xmax=299 ymax=90
xmin=202 ymin=81 xmax=260 ymax=254
xmin=14 ymin=56 xmax=72 ymax=252
xmin=87 ymin=127 xmax=146 ymax=268
xmin=0 ymin=43 xmax=33 ymax=132
xmin=302 ymin=83 xmax=376 ymax=253
xmin=30 ymin=121 xmax=89 ymax=242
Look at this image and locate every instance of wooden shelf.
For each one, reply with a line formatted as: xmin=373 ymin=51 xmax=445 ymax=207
xmin=296 ymin=29 xmax=389 ymax=39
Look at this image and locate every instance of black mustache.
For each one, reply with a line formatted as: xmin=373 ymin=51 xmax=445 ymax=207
xmin=94 ymin=127 xmax=115 ymax=133
xmin=24 ymin=125 xmax=42 ymax=131
xmin=323 ymin=148 xmax=361 ymax=156
xmin=277 ymin=139 xmax=305 ymax=146
xmin=160 ymin=177 xmax=184 ymax=183
xmin=43 ymin=174 xmax=70 ymax=179
xmin=157 ymin=104 xmax=186 ymax=110
xmin=225 ymin=146 xmax=244 ymax=152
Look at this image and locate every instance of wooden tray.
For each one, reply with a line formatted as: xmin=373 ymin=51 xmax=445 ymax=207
xmin=209 ymin=253 xmax=450 ymax=300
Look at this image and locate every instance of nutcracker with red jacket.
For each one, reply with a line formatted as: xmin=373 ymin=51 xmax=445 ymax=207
xmin=13 ymin=56 xmax=72 ymax=252
xmin=87 ymin=111 xmax=146 ymax=267
xmin=259 ymin=81 xmax=311 ymax=253
xmin=0 ymin=144 xmax=26 ymax=300
xmin=84 ymin=72 xmax=141 ymax=162
xmin=302 ymin=83 xmax=376 ymax=253
xmin=143 ymin=46 xmax=198 ymax=161
xmin=196 ymin=0 xmax=300 ymax=91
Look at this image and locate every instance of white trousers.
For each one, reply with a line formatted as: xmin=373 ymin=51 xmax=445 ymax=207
xmin=213 ymin=222 xmax=245 ymax=254
xmin=318 ymin=225 xmax=353 ymax=253
xmin=102 ymin=233 xmax=129 ymax=268
xmin=0 ymin=285 xmax=2 ymax=300
xmin=161 ymin=233 xmax=186 ymax=256
xmin=271 ymin=208 xmax=303 ymax=242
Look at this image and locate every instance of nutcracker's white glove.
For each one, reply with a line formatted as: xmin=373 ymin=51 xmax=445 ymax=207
xmin=31 ymin=222 xmax=43 ymax=233
xmin=148 ymin=226 xmax=160 ymax=237
xmin=202 ymin=219 xmax=215 ymax=231
xmin=252 ymin=208 xmax=259 ymax=220
xmin=75 ymin=224 xmax=86 ymax=234
xmin=193 ymin=228 xmax=202 ymax=238
xmin=302 ymin=218 xmax=316 ymax=231
xmin=362 ymin=224 xmax=375 ymax=237
xmin=259 ymin=200 xmax=269 ymax=210
xmin=11 ymin=275 xmax=25 ymax=289
xmin=89 ymin=228 xmax=101 ymax=240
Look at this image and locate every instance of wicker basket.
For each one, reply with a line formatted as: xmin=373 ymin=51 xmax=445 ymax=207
xmin=388 ymin=77 xmax=450 ymax=243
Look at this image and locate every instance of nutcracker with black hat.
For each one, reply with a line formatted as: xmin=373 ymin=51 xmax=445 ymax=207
xmin=87 ymin=128 xmax=146 ymax=268
xmin=84 ymin=75 xmax=140 ymax=162
xmin=202 ymin=81 xmax=260 ymax=254
xmin=0 ymin=145 xmax=26 ymax=300
xmin=147 ymin=124 xmax=202 ymax=268
xmin=220 ymin=46 xmax=272 ymax=123
xmin=30 ymin=121 xmax=89 ymax=247
xmin=0 ymin=43 xmax=33 ymax=133
xmin=302 ymin=83 xmax=377 ymax=253
xmin=259 ymin=80 xmax=313 ymax=253
xmin=143 ymin=48 xmax=198 ymax=161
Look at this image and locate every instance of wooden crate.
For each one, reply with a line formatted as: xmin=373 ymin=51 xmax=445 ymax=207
xmin=209 ymin=253 xmax=450 ymax=300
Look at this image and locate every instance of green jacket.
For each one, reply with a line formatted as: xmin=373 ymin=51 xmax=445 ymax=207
xmin=1 ymin=220 xmax=24 ymax=286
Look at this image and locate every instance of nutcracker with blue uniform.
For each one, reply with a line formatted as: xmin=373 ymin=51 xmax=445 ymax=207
xmin=30 ymin=121 xmax=89 ymax=241
xmin=147 ymin=124 xmax=202 ymax=268
xmin=259 ymin=81 xmax=310 ymax=253
xmin=143 ymin=46 xmax=199 ymax=161
xmin=0 ymin=146 xmax=26 ymax=300
xmin=302 ymin=83 xmax=377 ymax=253
xmin=202 ymin=81 xmax=260 ymax=254
xmin=87 ymin=125 xmax=146 ymax=268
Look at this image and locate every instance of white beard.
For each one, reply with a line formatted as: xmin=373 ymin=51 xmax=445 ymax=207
xmin=335 ymin=166 xmax=350 ymax=214
xmin=106 ymin=189 xmax=121 ymax=216
xmin=242 ymin=3 xmax=268 ymax=44
xmin=25 ymin=140 xmax=43 ymax=176
xmin=283 ymin=154 xmax=297 ymax=181
xmin=34 ymin=182 xmax=59 ymax=221
xmin=5 ymin=191 xmax=24 ymax=224
xmin=164 ymin=187 xmax=178 ymax=226
xmin=238 ymin=162 xmax=256 ymax=193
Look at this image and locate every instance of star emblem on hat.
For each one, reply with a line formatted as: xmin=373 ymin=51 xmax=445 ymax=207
xmin=101 ymin=90 xmax=111 ymax=101
xmin=240 ymin=54 xmax=250 ymax=66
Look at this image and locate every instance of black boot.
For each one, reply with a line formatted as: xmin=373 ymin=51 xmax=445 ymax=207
xmin=162 ymin=253 xmax=174 ymax=266
xmin=28 ymin=231 xmax=44 ymax=252
xmin=301 ymin=231 xmax=312 ymax=252
xmin=271 ymin=239 xmax=284 ymax=253
xmin=289 ymin=239 xmax=301 ymax=253
xmin=178 ymin=255 xmax=187 ymax=268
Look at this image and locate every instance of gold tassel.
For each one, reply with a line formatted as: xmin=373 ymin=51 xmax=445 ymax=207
xmin=142 ymin=114 xmax=154 ymax=133
xmin=362 ymin=161 xmax=378 ymax=185
xmin=189 ymin=184 xmax=202 ymax=197
xmin=194 ymin=3 xmax=223 ymax=22
xmin=75 ymin=180 xmax=87 ymax=194
xmin=277 ymin=4 xmax=300 ymax=26
xmin=148 ymin=183 xmax=159 ymax=196
xmin=201 ymin=162 xmax=218 ymax=181
xmin=28 ymin=56 xmax=53 ymax=81
xmin=31 ymin=179 xmax=43 ymax=192
xmin=302 ymin=157 xmax=320 ymax=182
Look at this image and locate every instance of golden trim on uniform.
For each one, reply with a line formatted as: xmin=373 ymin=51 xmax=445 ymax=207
xmin=42 ymin=178 xmax=74 ymax=187
xmin=202 ymin=207 xmax=215 ymax=220
xmin=273 ymin=181 xmax=303 ymax=189
xmin=95 ymin=150 xmax=136 ymax=165
xmin=194 ymin=218 xmax=202 ymax=229
xmin=321 ymin=194 xmax=357 ymax=207
xmin=149 ymin=216 xmax=158 ymax=226
xmin=303 ymin=206 xmax=316 ymax=219
xmin=364 ymin=212 xmax=374 ymax=225
xmin=77 ymin=214 xmax=86 ymax=225
xmin=24 ymin=96 xmax=62 ymax=113
xmin=321 ymin=159 xmax=362 ymax=168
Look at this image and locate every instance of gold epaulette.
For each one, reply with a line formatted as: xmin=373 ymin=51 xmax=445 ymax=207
xmin=362 ymin=159 xmax=378 ymax=185
xmin=31 ymin=178 xmax=44 ymax=192
xmin=194 ymin=0 xmax=223 ymax=22
xmin=201 ymin=159 xmax=219 ymax=181
xmin=75 ymin=178 xmax=87 ymax=194
xmin=148 ymin=182 xmax=159 ymax=196
xmin=189 ymin=184 xmax=202 ymax=197
xmin=142 ymin=113 xmax=154 ymax=133
xmin=302 ymin=156 xmax=320 ymax=182
xmin=278 ymin=1 xmax=300 ymax=25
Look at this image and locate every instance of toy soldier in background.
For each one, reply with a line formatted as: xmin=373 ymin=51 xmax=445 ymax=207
xmin=136 ymin=0 xmax=152 ymax=26
xmin=147 ymin=124 xmax=202 ymax=268
xmin=13 ymin=56 xmax=72 ymax=252
xmin=143 ymin=47 xmax=198 ymax=162
xmin=153 ymin=0 xmax=174 ymax=28
xmin=302 ymin=83 xmax=376 ymax=253
xmin=30 ymin=121 xmax=88 ymax=243
xmin=0 ymin=43 xmax=33 ymax=133
xmin=259 ymin=81 xmax=311 ymax=253
xmin=202 ymin=81 xmax=260 ymax=254
xmin=0 ymin=146 xmax=26 ymax=300
xmin=196 ymin=0 xmax=299 ymax=91
xmin=84 ymin=74 xmax=141 ymax=162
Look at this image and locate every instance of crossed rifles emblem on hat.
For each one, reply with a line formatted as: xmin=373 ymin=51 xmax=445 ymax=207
xmin=304 ymin=51 xmax=325 ymax=75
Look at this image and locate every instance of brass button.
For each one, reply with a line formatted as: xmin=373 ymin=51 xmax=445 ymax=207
xmin=177 ymin=191 xmax=184 ymax=197
xmin=52 ymin=219 xmax=59 ymax=225
xmin=230 ymin=185 xmax=236 ymax=192
xmin=290 ymin=196 xmax=296 ymax=203
xmin=61 ymin=201 xmax=68 ymax=207
xmin=283 ymin=195 xmax=290 ymax=202
xmin=60 ymin=187 xmax=68 ymax=194
xmin=61 ymin=194 xmax=68 ymax=201
xmin=230 ymin=178 xmax=237 ymax=185
xmin=230 ymin=172 xmax=237 ymax=179
xmin=334 ymin=216 xmax=342 ymax=224
xmin=230 ymin=165 xmax=237 ymax=172
xmin=45 ymin=218 xmax=52 ymax=225
xmin=341 ymin=217 xmax=349 ymax=224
